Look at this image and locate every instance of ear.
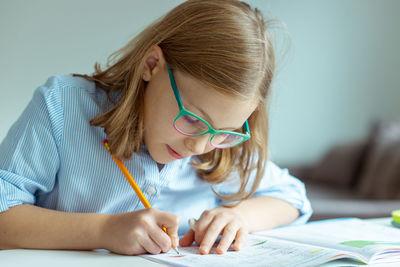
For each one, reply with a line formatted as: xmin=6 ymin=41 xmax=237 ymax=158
xmin=142 ymin=45 xmax=166 ymax=82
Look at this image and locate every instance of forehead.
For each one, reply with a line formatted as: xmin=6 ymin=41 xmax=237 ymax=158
xmin=173 ymin=69 xmax=259 ymax=129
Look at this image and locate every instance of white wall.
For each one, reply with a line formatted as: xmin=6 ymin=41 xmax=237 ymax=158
xmin=1 ymin=0 xmax=399 ymax=166
xmin=265 ymin=0 xmax=400 ymax=165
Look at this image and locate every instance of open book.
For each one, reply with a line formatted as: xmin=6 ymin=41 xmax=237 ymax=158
xmin=142 ymin=218 xmax=400 ymax=267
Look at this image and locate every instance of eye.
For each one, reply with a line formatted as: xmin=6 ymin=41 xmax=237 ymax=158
xmin=225 ymin=134 xmax=240 ymax=141
xmin=183 ymin=115 xmax=200 ymax=124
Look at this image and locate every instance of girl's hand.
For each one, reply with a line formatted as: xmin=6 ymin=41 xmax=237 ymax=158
xmin=100 ymin=208 xmax=180 ymax=255
xmin=179 ymin=206 xmax=249 ymax=254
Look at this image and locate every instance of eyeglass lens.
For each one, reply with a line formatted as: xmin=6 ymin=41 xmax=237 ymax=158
xmin=174 ymin=114 xmax=244 ymax=148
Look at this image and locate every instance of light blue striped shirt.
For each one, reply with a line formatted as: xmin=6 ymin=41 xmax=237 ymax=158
xmin=0 ymin=75 xmax=312 ymax=235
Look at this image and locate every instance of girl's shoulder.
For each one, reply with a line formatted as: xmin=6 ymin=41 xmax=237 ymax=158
xmin=39 ymin=74 xmax=96 ymax=95
xmin=33 ymin=74 xmax=106 ymax=111
xmin=30 ymin=74 xmax=107 ymax=130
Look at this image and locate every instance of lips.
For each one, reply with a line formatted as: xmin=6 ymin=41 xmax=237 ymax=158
xmin=167 ymin=145 xmax=184 ymax=159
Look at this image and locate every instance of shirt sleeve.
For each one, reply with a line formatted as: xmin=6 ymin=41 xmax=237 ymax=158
xmin=0 ymin=77 xmax=63 ymax=213
xmin=214 ymin=160 xmax=313 ymax=225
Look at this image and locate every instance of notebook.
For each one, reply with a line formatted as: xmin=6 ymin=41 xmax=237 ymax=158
xmin=142 ymin=218 xmax=400 ymax=267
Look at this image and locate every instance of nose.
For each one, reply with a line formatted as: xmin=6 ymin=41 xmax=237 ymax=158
xmin=184 ymin=134 xmax=211 ymax=155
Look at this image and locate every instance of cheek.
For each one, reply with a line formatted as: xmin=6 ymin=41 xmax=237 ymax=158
xmin=146 ymin=111 xmax=170 ymax=136
xmin=204 ymin=144 xmax=216 ymax=154
xmin=145 ymin=106 xmax=180 ymax=141
xmin=143 ymin=90 xmax=182 ymax=141
xmin=144 ymin=100 xmax=169 ymax=133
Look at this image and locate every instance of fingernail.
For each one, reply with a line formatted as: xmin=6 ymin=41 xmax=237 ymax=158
xmin=188 ymin=218 xmax=197 ymax=230
xmin=200 ymin=246 xmax=209 ymax=254
xmin=216 ymin=246 xmax=224 ymax=254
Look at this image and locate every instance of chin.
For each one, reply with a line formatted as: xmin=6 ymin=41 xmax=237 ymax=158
xmin=154 ymin=157 xmax=175 ymax=164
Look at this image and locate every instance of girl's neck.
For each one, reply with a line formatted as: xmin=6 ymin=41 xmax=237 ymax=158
xmin=157 ymin=163 xmax=164 ymax=172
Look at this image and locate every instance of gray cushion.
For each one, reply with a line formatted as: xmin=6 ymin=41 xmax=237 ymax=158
xmin=309 ymin=142 xmax=366 ymax=188
xmin=356 ymin=121 xmax=400 ymax=199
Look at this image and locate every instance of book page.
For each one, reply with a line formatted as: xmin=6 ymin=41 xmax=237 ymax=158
xmin=142 ymin=234 xmax=364 ymax=267
xmin=258 ymin=218 xmax=400 ymax=264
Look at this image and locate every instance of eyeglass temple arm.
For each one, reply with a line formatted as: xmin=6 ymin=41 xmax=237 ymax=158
xmin=167 ymin=66 xmax=184 ymax=110
xmin=244 ymin=120 xmax=250 ymax=135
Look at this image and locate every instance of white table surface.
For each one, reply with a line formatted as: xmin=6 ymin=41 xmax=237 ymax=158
xmin=0 ymin=249 xmax=163 ymax=267
xmin=0 ymin=217 xmax=398 ymax=267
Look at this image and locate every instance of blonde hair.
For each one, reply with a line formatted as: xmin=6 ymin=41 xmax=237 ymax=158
xmin=74 ymin=0 xmax=274 ymax=201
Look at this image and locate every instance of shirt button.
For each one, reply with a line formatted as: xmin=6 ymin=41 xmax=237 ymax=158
xmin=147 ymin=186 xmax=156 ymax=195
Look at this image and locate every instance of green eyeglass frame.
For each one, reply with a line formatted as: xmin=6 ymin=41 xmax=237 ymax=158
xmin=167 ymin=65 xmax=251 ymax=148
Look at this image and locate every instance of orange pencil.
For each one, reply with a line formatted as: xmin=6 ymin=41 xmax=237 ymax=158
xmin=103 ymin=139 xmax=179 ymax=254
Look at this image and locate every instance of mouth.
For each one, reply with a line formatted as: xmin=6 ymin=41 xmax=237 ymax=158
xmin=166 ymin=145 xmax=184 ymax=159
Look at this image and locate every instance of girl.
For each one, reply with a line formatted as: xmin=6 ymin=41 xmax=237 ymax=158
xmin=0 ymin=0 xmax=311 ymax=256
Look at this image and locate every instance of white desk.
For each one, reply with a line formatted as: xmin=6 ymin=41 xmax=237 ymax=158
xmin=0 ymin=217 xmax=398 ymax=267
xmin=0 ymin=249 xmax=162 ymax=267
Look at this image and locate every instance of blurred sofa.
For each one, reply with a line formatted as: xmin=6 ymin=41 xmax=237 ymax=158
xmin=288 ymin=121 xmax=400 ymax=221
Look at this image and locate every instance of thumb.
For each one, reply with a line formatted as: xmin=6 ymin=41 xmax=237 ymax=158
xmin=155 ymin=210 xmax=180 ymax=247
xmin=162 ymin=225 xmax=179 ymax=250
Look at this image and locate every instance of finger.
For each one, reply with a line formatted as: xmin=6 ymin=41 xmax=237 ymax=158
xmin=154 ymin=210 xmax=180 ymax=233
xmin=121 ymin=240 xmax=147 ymax=256
xmin=179 ymin=229 xmax=195 ymax=247
xmin=216 ymin=224 xmax=238 ymax=254
xmin=194 ymin=210 xmax=215 ymax=245
xmin=233 ymin=228 xmax=248 ymax=251
xmin=147 ymin=224 xmax=171 ymax=253
xmin=199 ymin=217 xmax=225 ymax=255
xmin=128 ymin=244 xmax=147 ymax=256
xmin=188 ymin=218 xmax=197 ymax=231
xmin=153 ymin=209 xmax=180 ymax=251
xmin=138 ymin=232 xmax=163 ymax=255
xmin=165 ymin=226 xmax=180 ymax=252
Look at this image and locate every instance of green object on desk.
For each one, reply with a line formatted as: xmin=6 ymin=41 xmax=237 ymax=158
xmin=391 ymin=220 xmax=400 ymax=228
xmin=392 ymin=209 xmax=400 ymax=222
xmin=391 ymin=209 xmax=400 ymax=228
